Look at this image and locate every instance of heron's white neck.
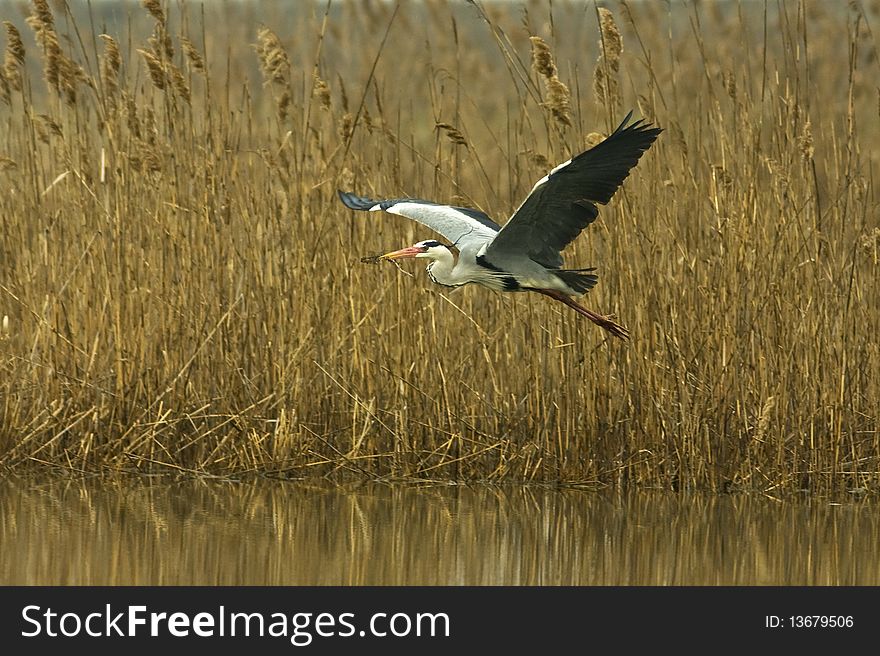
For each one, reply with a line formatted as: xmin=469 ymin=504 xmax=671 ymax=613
xmin=422 ymin=248 xmax=460 ymax=287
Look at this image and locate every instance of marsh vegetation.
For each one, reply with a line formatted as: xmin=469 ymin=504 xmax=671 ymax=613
xmin=0 ymin=0 xmax=877 ymax=495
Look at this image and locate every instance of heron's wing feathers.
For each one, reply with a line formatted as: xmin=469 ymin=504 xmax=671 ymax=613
xmin=485 ymin=112 xmax=662 ymax=268
xmin=338 ymin=191 xmax=499 ymax=249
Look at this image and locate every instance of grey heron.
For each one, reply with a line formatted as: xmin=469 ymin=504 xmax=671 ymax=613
xmin=339 ymin=112 xmax=661 ymax=340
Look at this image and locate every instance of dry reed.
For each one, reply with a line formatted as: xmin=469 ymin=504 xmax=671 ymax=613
xmin=593 ymin=7 xmax=622 ymax=114
xmin=3 ymin=21 xmax=24 ymax=91
xmin=529 ymin=35 xmax=572 ymax=128
xmin=0 ymin=1 xmax=877 ymax=497
xmin=180 ymin=37 xmax=205 ymax=73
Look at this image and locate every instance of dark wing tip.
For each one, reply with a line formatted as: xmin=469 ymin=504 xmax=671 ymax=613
xmin=554 ymin=111 xmax=662 ymax=206
xmin=337 ymin=190 xmax=377 ymax=211
xmin=614 ymin=110 xmax=663 ymax=141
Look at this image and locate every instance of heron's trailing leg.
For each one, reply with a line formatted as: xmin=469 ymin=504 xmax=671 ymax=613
xmin=533 ymin=288 xmax=630 ymax=340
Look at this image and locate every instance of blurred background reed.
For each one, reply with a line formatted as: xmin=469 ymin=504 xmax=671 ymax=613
xmin=0 ymin=0 xmax=877 ymax=495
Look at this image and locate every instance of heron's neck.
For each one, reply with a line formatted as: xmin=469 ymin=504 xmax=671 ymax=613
xmin=424 ymin=249 xmax=460 ymax=287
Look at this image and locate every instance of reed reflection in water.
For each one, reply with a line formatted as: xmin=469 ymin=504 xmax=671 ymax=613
xmin=0 ymin=478 xmax=877 ymax=585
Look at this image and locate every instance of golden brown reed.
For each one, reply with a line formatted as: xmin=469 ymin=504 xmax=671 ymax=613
xmin=137 ymin=48 xmax=166 ymax=90
xmin=3 ymin=21 xmax=25 ymax=90
xmin=169 ymin=63 xmax=191 ymax=104
xmin=435 ymin=122 xmax=468 ymax=148
xmin=313 ymin=73 xmax=331 ymax=110
xmin=141 ymin=0 xmax=166 ymax=27
xmin=254 ymin=26 xmax=290 ymax=85
xmin=180 ymin=37 xmax=205 ymax=73
xmin=99 ymin=34 xmax=121 ymax=113
xmin=529 ymin=35 xmax=572 ymax=128
xmin=0 ymin=1 xmax=877 ymax=496
xmin=593 ymin=7 xmax=622 ymax=112
xmin=25 ymin=0 xmax=85 ymax=105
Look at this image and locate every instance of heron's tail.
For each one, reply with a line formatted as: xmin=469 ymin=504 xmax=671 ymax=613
xmin=555 ymin=268 xmax=598 ymax=294
xmin=533 ymin=288 xmax=629 ymax=340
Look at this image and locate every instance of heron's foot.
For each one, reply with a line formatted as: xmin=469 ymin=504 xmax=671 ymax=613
xmin=596 ymin=315 xmax=630 ymax=340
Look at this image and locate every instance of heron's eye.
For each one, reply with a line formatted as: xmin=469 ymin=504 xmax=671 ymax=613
xmin=419 ymin=240 xmax=442 ymax=249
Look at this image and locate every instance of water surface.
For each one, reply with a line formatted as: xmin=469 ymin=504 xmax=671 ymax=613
xmin=1 ymin=478 xmax=877 ymax=585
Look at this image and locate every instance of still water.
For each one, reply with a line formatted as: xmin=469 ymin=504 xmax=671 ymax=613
xmin=0 ymin=477 xmax=877 ymax=585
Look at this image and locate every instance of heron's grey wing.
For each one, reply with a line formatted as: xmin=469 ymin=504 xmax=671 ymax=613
xmin=338 ymin=191 xmax=499 ymax=249
xmin=484 ymin=112 xmax=662 ymax=268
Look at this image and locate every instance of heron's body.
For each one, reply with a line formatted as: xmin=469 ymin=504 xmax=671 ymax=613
xmin=339 ymin=112 xmax=661 ymax=340
xmin=414 ymin=239 xmax=591 ymax=295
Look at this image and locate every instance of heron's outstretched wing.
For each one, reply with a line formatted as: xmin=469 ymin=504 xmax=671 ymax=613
xmin=338 ymin=191 xmax=499 ymax=249
xmin=484 ymin=112 xmax=662 ymax=268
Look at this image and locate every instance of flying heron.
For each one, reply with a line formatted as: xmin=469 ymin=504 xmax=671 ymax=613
xmin=338 ymin=112 xmax=661 ymax=340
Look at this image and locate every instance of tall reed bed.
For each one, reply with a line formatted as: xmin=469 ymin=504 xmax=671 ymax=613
xmin=0 ymin=0 xmax=877 ymax=495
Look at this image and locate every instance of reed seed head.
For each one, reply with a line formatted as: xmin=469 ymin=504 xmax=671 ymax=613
xmin=313 ymin=74 xmax=331 ymax=110
xmin=597 ymin=7 xmax=622 ymax=63
xmin=141 ymin=0 xmax=166 ymax=26
xmin=138 ymin=48 xmax=166 ymax=89
xmin=181 ymin=36 xmax=205 ymax=73
xmin=276 ymin=89 xmax=291 ymax=123
xmin=723 ymin=71 xmax=737 ymax=101
xmin=436 ymin=122 xmax=468 ymax=147
xmin=545 ymin=77 xmax=572 ymax=127
xmin=31 ymin=0 xmax=54 ymax=30
xmin=529 ymin=36 xmax=556 ymax=79
xmin=593 ymin=7 xmax=623 ymax=108
xmin=338 ymin=112 xmax=353 ymax=141
xmin=798 ymin=120 xmax=814 ymax=161
xmin=3 ymin=21 xmax=25 ymax=90
xmin=529 ymin=35 xmax=571 ymax=128
xmin=170 ymin=63 xmax=191 ymax=104
xmin=99 ymin=34 xmax=121 ymax=77
xmin=254 ymin=26 xmax=290 ymax=85
xmin=99 ymin=34 xmax=121 ymax=110
xmin=124 ymin=93 xmax=140 ymax=137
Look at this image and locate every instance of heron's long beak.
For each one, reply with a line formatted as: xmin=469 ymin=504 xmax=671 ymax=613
xmin=379 ymin=246 xmax=423 ymax=260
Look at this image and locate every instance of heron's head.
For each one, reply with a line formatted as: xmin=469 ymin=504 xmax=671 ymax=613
xmin=379 ymin=240 xmax=451 ymax=261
